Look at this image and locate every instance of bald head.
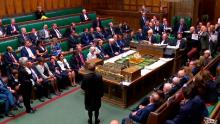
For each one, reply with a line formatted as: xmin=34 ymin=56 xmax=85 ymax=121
xmin=178 ymin=69 xmax=186 ymax=78
xmin=110 ymin=120 xmax=119 ymax=124
xmin=163 ymin=83 xmax=172 ymax=94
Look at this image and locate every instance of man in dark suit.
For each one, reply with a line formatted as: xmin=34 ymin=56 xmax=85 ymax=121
xmin=21 ymin=40 xmax=37 ymax=60
xmin=89 ymin=27 xmax=96 ymax=41
xmin=165 ymin=85 xmax=208 ymax=124
xmin=70 ymin=44 xmax=86 ymax=71
xmin=50 ymin=23 xmax=62 ymax=39
xmin=105 ymin=38 xmax=120 ymax=57
xmin=96 ymin=39 xmax=109 ymax=59
xmin=122 ymin=21 xmax=131 ymax=33
xmin=68 ymin=30 xmax=79 ymax=49
xmin=174 ymin=18 xmax=188 ymax=34
xmin=153 ymin=20 xmax=163 ymax=35
xmin=4 ymin=46 xmax=19 ymax=69
xmin=94 ymin=27 xmax=105 ymax=40
xmin=81 ymin=63 xmax=104 ymax=124
xmin=81 ymin=28 xmax=92 ymax=46
xmin=29 ymin=28 xmax=39 ymax=46
xmin=106 ymin=22 xmax=116 ymax=38
xmin=122 ymin=92 xmax=160 ymax=124
xmin=146 ymin=29 xmax=157 ymax=44
xmin=6 ymin=18 xmax=19 ymax=36
xmin=136 ymin=29 xmax=145 ymax=42
xmin=160 ymin=33 xmax=173 ymax=45
xmin=18 ymin=27 xmax=30 ymax=46
xmin=64 ymin=23 xmax=76 ymax=37
xmin=92 ymin=17 xmax=103 ymax=29
xmin=140 ymin=13 xmax=148 ymax=29
xmin=80 ymin=9 xmax=90 ymax=22
xmin=0 ymin=19 xmax=6 ymax=38
xmin=142 ymin=21 xmax=150 ymax=38
xmin=18 ymin=57 xmax=36 ymax=113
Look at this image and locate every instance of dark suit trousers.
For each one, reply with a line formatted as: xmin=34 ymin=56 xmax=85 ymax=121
xmin=20 ymin=83 xmax=32 ymax=111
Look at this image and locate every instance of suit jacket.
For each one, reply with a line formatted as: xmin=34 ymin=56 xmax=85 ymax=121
xmin=146 ymin=35 xmax=157 ymax=44
xmin=81 ymin=32 xmax=91 ymax=46
xmin=39 ymin=29 xmax=50 ymax=40
xmin=80 ymin=13 xmax=90 ymax=22
xmin=122 ymin=24 xmax=131 ymax=33
xmin=3 ymin=52 xmax=19 ymax=66
xmin=18 ymin=33 xmax=30 ymax=46
xmin=92 ymin=19 xmax=103 ymax=29
xmin=160 ymin=39 xmax=173 ymax=45
xmin=50 ymin=28 xmax=62 ymax=38
xmin=18 ymin=66 xmax=33 ymax=89
xmin=68 ymin=35 xmax=79 ymax=49
xmin=35 ymin=10 xmax=45 ymax=19
xmin=129 ymin=103 xmax=157 ymax=123
xmin=96 ymin=46 xmax=107 ymax=59
xmin=6 ymin=24 xmax=19 ymax=35
xmin=153 ymin=25 xmax=163 ymax=35
xmin=174 ymin=23 xmax=188 ymax=33
xmin=106 ymin=27 xmax=116 ymax=38
xmin=64 ymin=27 xmax=76 ymax=37
xmin=20 ymin=47 xmax=36 ymax=60
xmin=140 ymin=16 xmax=148 ymax=28
xmin=0 ymin=26 xmax=6 ymax=36
xmin=199 ymin=32 xmax=209 ymax=50
xmin=166 ymin=96 xmax=208 ymax=124
xmin=81 ymin=72 xmax=104 ymax=111
xmin=94 ymin=31 xmax=105 ymax=39
xmin=29 ymin=32 xmax=39 ymax=45
xmin=105 ymin=43 xmax=119 ymax=57
xmin=136 ymin=32 xmax=145 ymax=41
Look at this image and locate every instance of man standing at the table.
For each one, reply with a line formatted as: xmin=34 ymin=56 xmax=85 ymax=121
xmin=81 ymin=63 xmax=104 ymax=124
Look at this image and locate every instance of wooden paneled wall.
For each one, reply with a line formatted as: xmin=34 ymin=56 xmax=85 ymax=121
xmin=0 ymin=0 xmax=82 ymax=17
xmin=83 ymin=0 xmax=168 ymax=30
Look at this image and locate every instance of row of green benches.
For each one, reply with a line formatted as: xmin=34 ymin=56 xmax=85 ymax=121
xmin=2 ymin=7 xmax=83 ymax=25
xmin=0 ymin=18 xmax=113 ymax=54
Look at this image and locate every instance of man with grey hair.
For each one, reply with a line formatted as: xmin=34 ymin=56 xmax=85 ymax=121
xmin=18 ymin=57 xmax=36 ymax=113
xmin=39 ymin=24 xmax=50 ymax=41
xmin=105 ymin=38 xmax=119 ymax=57
xmin=6 ymin=18 xmax=19 ymax=35
xmin=18 ymin=27 xmax=30 ymax=45
xmin=80 ymin=9 xmax=90 ymax=22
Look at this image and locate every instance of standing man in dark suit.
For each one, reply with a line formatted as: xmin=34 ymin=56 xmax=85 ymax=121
xmin=92 ymin=17 xmax=103 ymax=29
xmin=80 ymin=9 xmax=90 ymax=22
xmin=140 ymin=13 xmax=148 ymax=29
xmin=6 ymin=18 xmax=19 ymax=36
xmin=81 ymin=63 xmax=104 ymax=124
xmin=18 ymin=57 xmax=36 ymax=113
xmin=4 ymin=46 xmax=19 ymax=69
xmin=153 ymin=20 xmax=163 ymax=35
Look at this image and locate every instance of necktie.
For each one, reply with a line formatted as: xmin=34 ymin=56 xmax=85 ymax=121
xmin=79 ymin=53 xmax=85 ymax=65
xmin=10 ymin=53 xmax=17 ymax=63
xmin=55 ymin=29 xmax=62 ymax=38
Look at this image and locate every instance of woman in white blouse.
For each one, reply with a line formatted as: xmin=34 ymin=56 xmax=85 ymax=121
xmin=35 ymin=57 xmax=60 ymax=95
xmin=57 ymin=53 xmax=76 ymax=86
xmin=87 ymin=46 xmax=99 ymax=61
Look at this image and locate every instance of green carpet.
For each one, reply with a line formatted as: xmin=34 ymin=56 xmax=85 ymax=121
xmin=1 ymin=87 xmax=135 ymax=124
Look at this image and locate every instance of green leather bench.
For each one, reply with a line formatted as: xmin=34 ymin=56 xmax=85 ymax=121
xmin=2 ymin=7 xmax=83 ymax=25
xmin=19 ymin=13 xmax=97 ymax=32
xmin=0 ymin=38 xmax=19 ymax=53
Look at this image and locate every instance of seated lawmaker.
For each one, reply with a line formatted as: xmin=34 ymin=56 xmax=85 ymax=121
xmin=92 ymin=17 xmax=103 ymax=29
xmin=146 ymin=29 xmax=157 ymax=44
xmin=122 ymin=91 xmax=161 ymax=124
xmin=50 ymin=38 xmax=62 ymax=56
xmin=136 ymin=29 xmax=145 ymax=42
xmin=50 ymin=23 xmax=62 ymax=39
xmin=105 ymin=38 xmax=120 ymax=57
xmin=29 ymin=28 xmax=40 ymax=46
xmin=173 ymin=18 xmax=187 ymax=34
xmin=35 ymin=6 xmax=46 ymax=20
xmin=68 ymin=30 xmax=80 ymax=50
xmin=6 ymin=18 xmax=19 ymax=36
xmin=80 ymin=9 xmax=90 ymax=22
xmin=21 ymin=40 xmax=36 ymax=60
xmin=4 ymin=46 xmax=19 ymax=69
xmin=106 ymin=22 xmax=116 ymax=38
xmin=87 ymin=46 xmax=98 ymax=61
xmin=81 ymin=28 xmax=93 ymax=46
xmin=96 ymin=39 xmax=109 ymax=59
xmin=36 ymin=40 xmax=49 ymax=58
xmin=160 ymin=33 xmax=175 ymax=46
xmin=94 ymin=27 xmax=105 ymax=40
xmin=64 ymin=23 xmax=77 ymax=37
xmin=18 ymin=28 xmax=30 ymax=46
xmin=153 ymin=20 xmax=163 ymax=35
xmin=39 ymin=24 xmax=51 ymax=41
xmin=165 ymin=85 xmax=208 ymax=124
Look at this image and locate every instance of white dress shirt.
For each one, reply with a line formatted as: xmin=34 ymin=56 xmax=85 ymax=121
xmin=25 ymin=47 xmax=35 ymax=58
